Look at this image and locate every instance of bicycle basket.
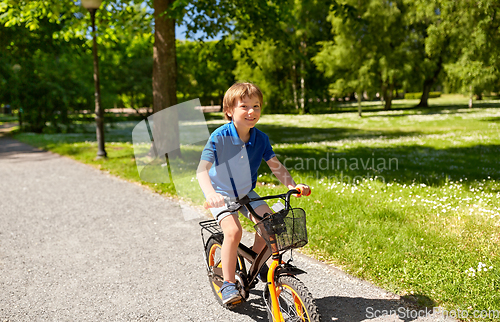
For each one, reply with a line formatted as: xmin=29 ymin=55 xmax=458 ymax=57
xmin=254 ymin=208 xmax=308 ymax=252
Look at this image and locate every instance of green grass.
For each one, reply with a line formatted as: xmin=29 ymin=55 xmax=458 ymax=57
xmin=13 ymin=94 xmax=500 ymax=321
xmin=0 ymin=113 xmax=17 ymax=124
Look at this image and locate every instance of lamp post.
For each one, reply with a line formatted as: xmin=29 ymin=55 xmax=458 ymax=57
xmin=81 ymin=0 xmax=107 ymax=158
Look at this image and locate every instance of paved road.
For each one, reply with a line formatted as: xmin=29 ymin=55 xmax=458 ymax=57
xmin=0 ymin=136 xmax=455 ymax=322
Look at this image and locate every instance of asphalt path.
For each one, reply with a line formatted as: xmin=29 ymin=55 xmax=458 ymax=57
xmin=0 ymin=136 xmax=456 ymax=322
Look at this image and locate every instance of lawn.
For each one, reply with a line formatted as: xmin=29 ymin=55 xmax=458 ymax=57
xmin=13 ymin=95 xmax=500 ymax=321
xmin=0 ymin=112 xmax=18 ymax=125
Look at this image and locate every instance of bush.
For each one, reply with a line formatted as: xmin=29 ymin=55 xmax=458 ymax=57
xmin=404 ymin=92 xmax=442 ymax=100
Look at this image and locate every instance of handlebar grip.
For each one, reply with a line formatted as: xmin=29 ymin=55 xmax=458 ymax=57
xmin=296 ymin=186 xmax=311 ymax=197
xmin=203 ymin=201 xmax=211 ymax=209
xmin=295 ymin=187 xmax=311 ymax=197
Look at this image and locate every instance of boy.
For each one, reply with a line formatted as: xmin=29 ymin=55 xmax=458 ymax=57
xmin=197 ymin=82 xmax=310 ymax=305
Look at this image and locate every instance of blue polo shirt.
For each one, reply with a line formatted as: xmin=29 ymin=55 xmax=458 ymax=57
xmin=201 ymin=121 xmax=276 ymax=198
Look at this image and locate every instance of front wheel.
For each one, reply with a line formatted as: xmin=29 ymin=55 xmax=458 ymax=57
xmin=265 ymin=275 xmax=321 ymax=322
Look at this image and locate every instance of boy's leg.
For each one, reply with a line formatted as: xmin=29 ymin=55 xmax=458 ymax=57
xmin=250 ymin=204 xmax=273 ymax=253
xmin=219 ymin=213 xmax=243 ymax=283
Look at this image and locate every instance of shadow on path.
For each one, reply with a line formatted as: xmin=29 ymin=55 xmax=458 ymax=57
xmin=0 ymin=136 xmax=55 ymax=162
xmin=316 ymin=295 xmax=435 ymax=322
xmin=207 ymin=291 xmax=438 ymax=322
xmin=225 ymin=289 xmax=269 ymax=321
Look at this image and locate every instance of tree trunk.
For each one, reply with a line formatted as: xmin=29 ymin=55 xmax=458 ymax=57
xmin=381 ymin=84 xmax=386 ymax=107
xmin=299 ymin=41 xmax=306 ymax=114
xmin=469 ymin=85 xmax=473 ymax=108
xmin=417 ymin=54 xmax=444 ymax=108
xmin=292 ymin=61 xmax=298 ymax=110
xmin=300 ymin=59 xmax=305 ymax=114
xmin=18 ymin=108 xmax=23 ymax=130
xmin=153 ymin=0 xmax=180 ymax=159
xmin=417 ymin=79 xmax=432 ymax=108
xmin=383 ymin=83 xmax=394 ymax=110
xmin=357 ymin=88 xmax=362 ymax=117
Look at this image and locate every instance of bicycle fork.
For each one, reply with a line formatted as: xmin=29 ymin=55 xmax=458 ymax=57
xmin=267 ymin=259 xmax=285 ymax=322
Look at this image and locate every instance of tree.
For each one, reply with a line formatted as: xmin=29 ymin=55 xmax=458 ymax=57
xmin=315 ymin=0 xmax=411 ymax=111
xmin=0 ymin=0 xmax=297 ymax=140
xmin=446 ymin=59 xmax=497 ymax=107
xmin=0 ymin=0 xmax=152 ymax=135
xmin=177 ymin=39 xmax=236 ymax=106
xmin=233 ymin=37 xmax=294 ymax=113
xmin=230 ymin=0 xmax=333 ymax=114
xmin=443 ymin=0 xmax=500 ymax=107
xmin=0 ymin=0 xmax=181 ymax=143
xmin=150 ymin=0 xmax=291 ymax=154
xmin=100 ymin=32 xmax=154 ymax=114
xmin=0 ymin=17 xmax=93 ymax=133
xmin=274 ymin=0 xmax=334 ymax=114
xmin=314 ymin=39 xmax=376 ymax=117
xmin=151 ymin=0 xmax=181 ymax=158
xmin=409 ymin=0 xmax=460 ymax=107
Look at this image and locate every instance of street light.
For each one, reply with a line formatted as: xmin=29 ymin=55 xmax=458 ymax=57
xmin=81 ymin=0 xmax=107 ymax=158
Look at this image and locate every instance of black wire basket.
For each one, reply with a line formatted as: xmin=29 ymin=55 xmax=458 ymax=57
xmin=254 ymin=208 xmax=308 ymax=253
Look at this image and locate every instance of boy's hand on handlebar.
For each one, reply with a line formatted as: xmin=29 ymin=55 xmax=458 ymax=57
xmin=288 ymin=184 xmax=311 ymax=197
xmin=204 ymin=192 xmax=225 ymax=209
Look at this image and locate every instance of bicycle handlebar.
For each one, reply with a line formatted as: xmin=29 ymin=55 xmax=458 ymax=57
xmin=204 ymin=187 xmax=310 ymax=221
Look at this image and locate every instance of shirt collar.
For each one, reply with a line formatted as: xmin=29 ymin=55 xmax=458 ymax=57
xmin=228 ymin=121 xmax=256 ymax=146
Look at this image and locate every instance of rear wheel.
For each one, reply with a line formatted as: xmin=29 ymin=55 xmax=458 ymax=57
xmin=265 ymin=275 xmax=321 ymax=322
xmin=205 ymin=237 xmax=246 ymax=307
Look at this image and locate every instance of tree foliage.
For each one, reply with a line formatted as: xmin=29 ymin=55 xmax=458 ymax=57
xmin=0 ymin=0 xmax=155 ymax=132
xmin=0 ymin=17 xmax=92 ymax=132
xmin=177 ymin=39 xmax=236 ymax=106
xmin=314 ymin=0 xmax=412 ymax=110
xmin=231 ymin=0 xmax=333 ymax=114
xmin=1 ymin=0 xmax=499 ymax=132
xmin=100 ymin=31 xmax=154 ymax=114
xmin=443 ymin=0 xmax=500 ymax=105
xmin=314 ymin=0 xmax=500 ymax=109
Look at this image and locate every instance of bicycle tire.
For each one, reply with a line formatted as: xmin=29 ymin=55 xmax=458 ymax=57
xmin=265 ymin=275 xmax=321 ymax=322
xmin=205 ymin=237 xmax=246 ymax=307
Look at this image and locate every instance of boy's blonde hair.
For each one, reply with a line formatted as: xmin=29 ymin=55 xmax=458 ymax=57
xmin=223 ymin=82 xmax=263 ymax=121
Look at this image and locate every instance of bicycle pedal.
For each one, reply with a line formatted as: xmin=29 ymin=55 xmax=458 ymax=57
xmin=225 ymin=299 xmax=244 ymax=308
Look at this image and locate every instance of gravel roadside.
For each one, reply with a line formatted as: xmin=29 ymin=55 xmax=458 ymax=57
xmin=0 ymin=137 xmax=456 ymax=322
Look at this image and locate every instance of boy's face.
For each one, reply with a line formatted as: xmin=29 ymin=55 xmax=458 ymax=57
xmin=228 ymin=95 xmax=261 ymax=130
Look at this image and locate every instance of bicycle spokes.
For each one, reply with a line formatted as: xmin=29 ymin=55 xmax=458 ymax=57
xmin=277 ymin=286 xmax=308 ymax=321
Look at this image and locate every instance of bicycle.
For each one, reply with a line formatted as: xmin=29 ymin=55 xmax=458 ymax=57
xmin=199 ymin=188 xmax=322 ymax=322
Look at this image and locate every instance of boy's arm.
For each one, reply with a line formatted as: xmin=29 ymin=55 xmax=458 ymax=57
xmin=266 ymin=157 xmax=310 ymax=196
xmin=197 ymin=160 xmax=225 ymax=207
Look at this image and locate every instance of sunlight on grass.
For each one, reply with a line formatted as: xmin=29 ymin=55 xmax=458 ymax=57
xmin=13 ymin=98 xmax=500 ymax=321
